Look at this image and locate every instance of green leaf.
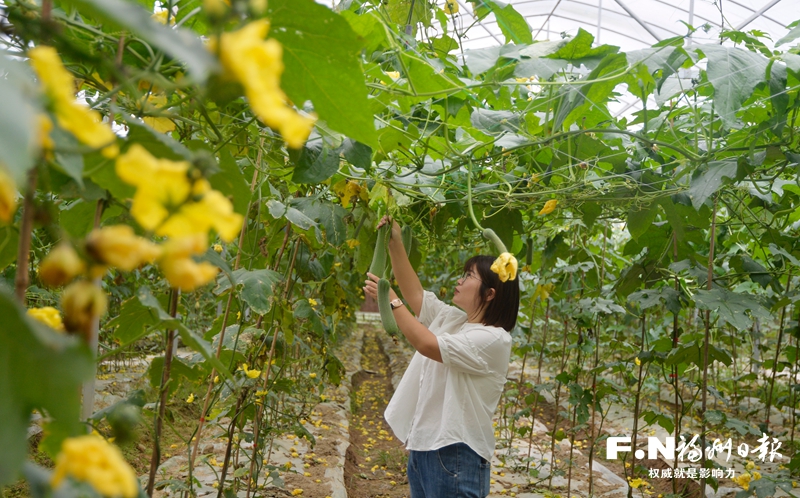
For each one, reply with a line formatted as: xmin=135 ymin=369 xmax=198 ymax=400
xmin=211 ymin=150 xmax=251 ymax=216
xmin=0 ymin=54 xmax=41 ymax=187
xmin=473 ymin=0 xmax=533 ymax=44
xmin=268 ymin=0 xmax=377 ymax=148
xmin=470 ymin=109 xmax=522 ymax=134
xmin=704 ymin=409 xmax=727 ymax=426
xmin=547 ymin=28 xmax=618 ymax=61
xmin=148 ymin=356 xmax=202 ymax=396
xmin=0 ymin=226 xmax=19 ymax=271
xmin=400 ymin=52 xmax=463 ymax=97
xmin=0 ymin=289 xmax=94 ymax=485
xmin=626 ymin=201 xmax=659 ymax=239
xmin=215 ymin=269 xmax=282 ymax=316
xmin=699 ymin=44 xmax=768 ymax=129
xmin=514 ymin=57 xmax=567 ymax=80
xmin=687 ymin=159 xmax=738 ymax=209
xmin=694 ymin=288 xmax=771 ymax=330
xmin=290 ymin=137 xmax=341 ymax=184
xmin=66 ymin=0 xmax=218 ymax=82
xmin=342 ymin=139 xmax=372 ymax=172
xmin=553 ymin=53 xmax=627 ymax=130
xmin=776 ymin=22 xmax=800 ymax=46
xmin=464 ymin=46 xmax=503 ymax=75
xmin=107 ymin=296 xmax=159 ymax=346
xmin=267 ymin=199 xmax=317 ymax=230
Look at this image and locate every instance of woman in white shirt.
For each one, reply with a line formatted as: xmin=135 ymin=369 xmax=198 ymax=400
xmin=363 ymin=217 xmax=520 ymax=498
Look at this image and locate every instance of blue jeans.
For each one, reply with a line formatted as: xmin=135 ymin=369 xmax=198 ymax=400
xmin=407 ymin=442 xmax=491 ymax=498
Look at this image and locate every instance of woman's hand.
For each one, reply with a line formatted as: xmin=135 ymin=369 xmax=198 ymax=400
xmin=363 ymin=272 xmax=398 ymax=301
xmin=377 ymin=215 xmax=402 ymax=243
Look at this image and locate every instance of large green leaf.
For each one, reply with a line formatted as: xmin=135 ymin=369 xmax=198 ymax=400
xmin=66 ymin=0 xmax=218 ymax=82
xmin=626 ymin=201 xmax=659 ymax=240
xmin=473 ymin=0 xmax=533 ymax=45
xmin=776 ymin=21 xmax=800 ymax=47
xmin=694 ymin=288 xmax=771 ymax=330
xmin=699 ymin=44 xmax=768 ymax=129
xmin=553 ymin=53 xmax=627 ymax=130
xmin=0 ymin=289 xmax=94 ymax=485
xmin=687 ymin=159 xmax=738 ymax=209
xmin=547 ymin=28 xmax=618 ymax=61
xmin=215 ymin=269 xmax=282 ymax=315
xmin=290 ymin=138 xmax=341 ymax=184
xmin=0 ymin=54 xmax=41 ymax=187
xmin=267 ymin=0 xmax=377 ymax=147
xmin=107 ymin=296 xmax=160 ymax=346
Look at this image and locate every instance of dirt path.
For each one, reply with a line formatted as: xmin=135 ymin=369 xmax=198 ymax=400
xmin=344 ymin=327 xmax=409 ymax=498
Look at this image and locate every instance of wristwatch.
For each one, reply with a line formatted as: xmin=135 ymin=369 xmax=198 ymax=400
xmin=389 ymin=298 xmax=404 ymax=310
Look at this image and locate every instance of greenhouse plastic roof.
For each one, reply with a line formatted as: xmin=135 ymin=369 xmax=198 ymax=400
xmin=445 ymin=0 xmax=797 ymax=51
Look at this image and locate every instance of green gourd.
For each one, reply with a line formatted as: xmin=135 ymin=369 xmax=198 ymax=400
xmin=402 ymin=225 xmax=413 ymax=257
xmin=481 ymin=228 xmax=508 ymax=254
xmin=377 ymin=278 xmax=399 ymax=336
xmin=369 ymin=225 xmax=389 ymax=278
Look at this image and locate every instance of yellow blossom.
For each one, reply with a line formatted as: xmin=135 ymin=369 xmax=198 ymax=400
xmin=86 ymin=225 xmax=161 ymax=271
xmin=752 ymin=471 xmax=761 ymax=480
xmin=385 ymin=71 xmax=401 ymax=79
xmin=532 ymin=282 xmax=554 ymax=301
xmin=308 ymin=298 xmax=318 ymax=306
xmin=490 ymin=252 xmax=518 ymax=282
xmin=160 ymin=254 xmax=219 ymax=291
xmin=238 ymin=363 xmax=261 ymax=379
xmin=345 ymin=239 xmax=360 ymax=249
xmin=51 ymin=434 xmax=137 ymax=498
xmin=309 ymin=372 xmax=317 ymax=379
xmin=116 ymin=145 xmax=242 ymax=241
xmin=291 ymin=490 xmax=303 ymax=496
xmin=211 ymin=20 xmax=315 ymax=148
xmin=186 ymin=393 xmax=195 ymax=403
xmin=204 ymin=0 xmax=230 ymax=15
xmin=745 ymin=460 xmax=755 ymax=471
xmin=213 ymin=243 xmax=223 ymax=253
xmin=629 ymin=478 xmax=646 ymax=489
xmin=39 ymin=243 xmax=86 ymax=287
xmin=141 ymin=93 xmax=175 ymax=133
xmin=151 ymin=9 xmax=175 ymax=25
xmin=28 ymin=47 xmax=118 ymax=158
xmin=444 ymin=0 xmax=459 ymax=14
xmin=634 ymin=357 xmax=641 ymax=366
xmin=27 ymin=307 xmax=65 ymax=331
xmin=61 ymin=280 xmax=107 ymax=336
xmin=0 ymin=168 xmax=17 ymax=223
xmin=39 ymin=114 xmax=54 ymax=154
xmin=539 ymin=199 xmax=558 ymax=215
xmin=733 ymin=472 xmax=751 ymax=490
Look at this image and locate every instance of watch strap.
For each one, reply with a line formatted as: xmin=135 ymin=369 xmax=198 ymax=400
xmin=389 ymin=298 xmax=404 ymax=310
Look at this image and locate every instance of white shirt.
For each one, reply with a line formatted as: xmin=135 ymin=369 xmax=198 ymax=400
xmin=384 ymin=290 xmax=512 ymax=462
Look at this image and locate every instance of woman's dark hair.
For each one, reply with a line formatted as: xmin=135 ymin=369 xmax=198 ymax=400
xmin=463 ymin=255 xmax=519 ymax=332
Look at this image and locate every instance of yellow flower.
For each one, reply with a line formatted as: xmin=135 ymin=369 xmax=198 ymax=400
xmin=39 ymin=243 xmax=86 ymax=287
xmin=752 ymin=471 xmax=761 ymax=480
xmin=634 ymin=357 xmax=641 ymax=366
xmin=291 ymin=490 xmax=303 ymax=496
xmin=345 ymin=239 xmax=360 ymax=249
xmin=309 ymin=372 xmax=317 ymax=379
xmin=186 ymin=393 xmax=195 ymax=403
xmin=733 ymin=472 xmax=751 ymax=490
xmin=28 ymin=47 xmax=118 ymax=158
xmin=539 ymin=199 xmax=558 ymax=215
xmin=159 ymin=253 xmax=219 ymax=292
xmin=0 ymin=167 xmax=17 ymax=223
xmin=490 ymin=252 xmax=518 ymax=282
xmin=212 ymin=20 xmax=316 ymax=148
xmin=204 ymin=0 xmax=230 ymax=15
xmin=745 ymin=460 xmax=755 ymax=471
xmin=213 ymin=243 xmax=223 ymax=253
xmin=141 ymin=94 xmax=175 ymax=133
xmin=308 ymin=298 xmax=318 ymax=306
xmin=385 ymin=71 xmax=401 ymax=79
xmin=444 ymin=0 xmax=459 ymax=14
xmin=51 ymin=434 xmax=137 ymax=498
xmin=532 ymin=282 xmax=554 ymax=301
xmin=61 ymin=280 xmax=107 ymax=336
xmin=238 ymin=363 xmax=261 ymax=379
xmin=629 ymin=478 xmax=646 ymax=489
xmin=115 ymin=144 xmax=192 ymax=231
xmin=27 ymin=307 xmax=65 ymax=331
xmin=39 ymin=114 xmax=55 ymax=154
xmin=151 ymin=9 xmax=175 ymax=25
xmin=86 ymin=225 xmax=161 ymax=271
xmin=116 ymin=146 xmax=242 ymax=242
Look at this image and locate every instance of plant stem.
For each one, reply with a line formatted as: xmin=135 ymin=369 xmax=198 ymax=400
xmin=14 ymin=169 xmax=38 ymax=303
xmin=146 ymin=289 xmax=179 ymax=496
xmin=700 ymin=196 xmax=717 ymax=498
xmin=765 ymin=273 xmax=792 ymax=424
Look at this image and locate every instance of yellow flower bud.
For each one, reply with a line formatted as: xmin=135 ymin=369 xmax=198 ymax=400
xmin=444 ymin=0 xmax=459 ymax=14
xmin=61 ymin=280 xmax=107 ymax=337
xmin=86 ymin=225 xmax=161 ymax=271
xmin=538 ymin=199 xmax=558 ymax=215
xmin=39 ymin=243 xmax=86 ymax=287
xmin=0 ymin=167 xmax=17 ymax=223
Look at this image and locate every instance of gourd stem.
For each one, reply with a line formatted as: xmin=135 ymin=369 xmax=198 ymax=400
xmin=466 ymin=161 xmax=483 ymax=231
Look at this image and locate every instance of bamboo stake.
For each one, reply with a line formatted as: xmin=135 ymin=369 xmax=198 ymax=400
xmin=699 ymin=196 xmax=717 ymax=498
